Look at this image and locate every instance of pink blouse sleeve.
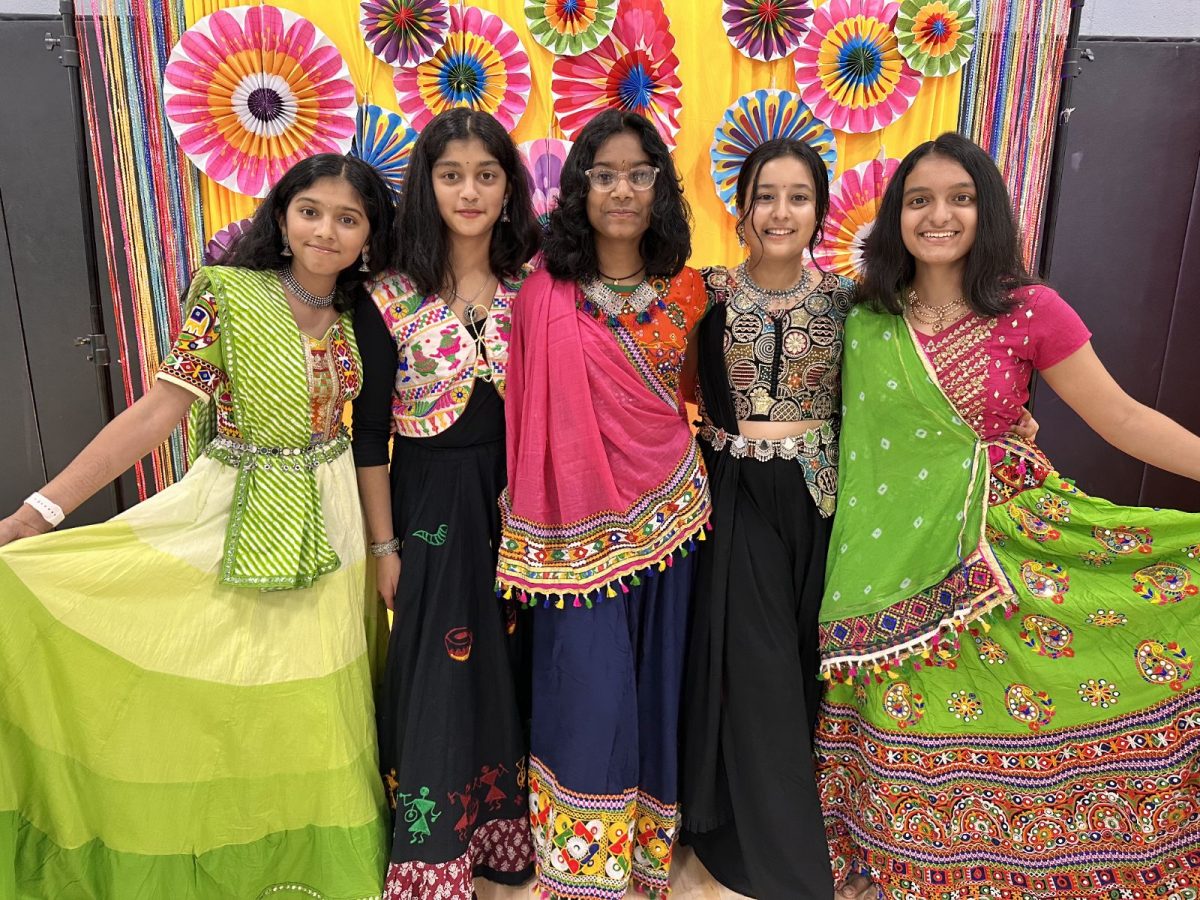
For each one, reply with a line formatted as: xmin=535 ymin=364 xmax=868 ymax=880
xmin=1026 ymin=285 xmax=1092 ymax=370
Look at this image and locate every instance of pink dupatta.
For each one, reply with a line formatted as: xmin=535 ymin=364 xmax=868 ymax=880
xmin=497 ymin=268 xmax=710 ymax=606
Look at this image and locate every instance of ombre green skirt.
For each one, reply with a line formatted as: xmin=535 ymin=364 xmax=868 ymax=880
xmin=0 ymin=454 xmax=388 ymax=899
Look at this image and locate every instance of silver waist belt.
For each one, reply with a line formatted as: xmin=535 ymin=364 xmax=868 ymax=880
xmin=204 ymin=428 xmax=350 ymax=472
xmin=698 ymin=423 xmax=827 ymax=462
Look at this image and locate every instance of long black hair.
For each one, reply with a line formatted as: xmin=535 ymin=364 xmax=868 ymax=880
xmin=396 ymin=108 xmax=540 ymax=296
xmin=221 ymin=153 xmax=398 ymax=313
xmin=735 ymin=137 xmax=831 ymax=264
xmin=860 ymin=131 xmax=1036 ymax=316
xmin=542 ymin=110 xmax=691 ymax=282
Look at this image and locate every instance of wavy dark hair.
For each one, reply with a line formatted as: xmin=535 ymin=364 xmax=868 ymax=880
xmin=859 ymin=131 xmax=1036 ymax=316
xmin=396 ymin=108 xmax=540 ymax=296
xmin=220 ymin=153 xmax=398 ymax=313
xmin=542 ymin=110 xmax=691 ymax=282
xmin=735 ymin=138 xmax=831 ymax=266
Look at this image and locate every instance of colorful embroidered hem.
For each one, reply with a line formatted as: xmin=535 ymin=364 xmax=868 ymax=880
xmin=383 ymin=816 xmax=533 ymax=899
xmin=529 ymin=755 xmax=678 ymax=900
xmin=496 ymin=441 xmax=710 ymax=605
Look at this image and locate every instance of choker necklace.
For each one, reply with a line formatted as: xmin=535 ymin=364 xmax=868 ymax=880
xmin=580 ymin=277 xmax=659 ymax=318
xmin=907 ymin=288 xmax=967 ymax=332
xmin=735 ymin=262 xmax=814 ymax=315
xmin=598 ymin=266 xmax=645 ymax=285
xmin=279 ymin=268 xmax=336 ymax=309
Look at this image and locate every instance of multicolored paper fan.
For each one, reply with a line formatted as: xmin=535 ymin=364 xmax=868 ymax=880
xmin=793 ymin=0 xmax=923 ymax=134
xmin=351 ymin=104 xmax=417 ymax=197
xmin=360 ymin=0 xmax=450 ymax=67
xmin=896 ymin=0 xmax=975 ymax=77
xmin=722 ymin=0 xmax=814 ymax=62
xmin=525 ymin=0 xmax=617 ymax=56
xmin=551 ymin=0 xmax=683 ymax=150
xmin=813 ymin=156 xmax=900 ymax=278
xmin=204 ymin=216 xmax=254 ymax=265
xmin=393 ymin=5 xmax=531 ymax=132
xmin=163 ymin=5 xmax=356 ymax=198
xmin=710 ymin=88 xmax=837 ymax=216
xmin=519 ymin=138 xmax=574 ymax=230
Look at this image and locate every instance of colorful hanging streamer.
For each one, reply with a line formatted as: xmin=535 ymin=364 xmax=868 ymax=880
xmin=77 ymin=0 xmax=206 ymax=497
xmin=959 ymin=0 xmax=1071 ymax=266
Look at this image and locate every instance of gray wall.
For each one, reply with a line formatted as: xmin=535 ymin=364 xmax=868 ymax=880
xmin=1082 ymin=0 xmax=1200 ymax=37
xmin=0 ymin=0 xmax=59 ymax=13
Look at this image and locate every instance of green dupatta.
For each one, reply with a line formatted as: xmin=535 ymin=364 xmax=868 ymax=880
xmin=186 ymin=266 xmax=359 ymax=591
xmin=818 ymin=305 xmax=1013 ymax=679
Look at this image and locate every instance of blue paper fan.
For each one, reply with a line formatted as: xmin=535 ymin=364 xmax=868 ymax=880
xmin=351 ymin=104 xmax=417 ymax=197
xmin=710 ymin=88 xmax=837 ymax=216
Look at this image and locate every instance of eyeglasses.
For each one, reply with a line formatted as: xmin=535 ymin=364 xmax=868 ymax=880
xmin=584 ymin=166 xmax=660 ymax=192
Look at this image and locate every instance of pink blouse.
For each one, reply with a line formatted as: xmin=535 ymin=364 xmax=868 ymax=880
xmin=915 ymin=284 xmax=1091 ymax=440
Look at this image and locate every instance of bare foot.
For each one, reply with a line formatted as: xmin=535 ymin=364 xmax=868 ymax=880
xmin=836 ymin=874 xmax=875 ymax=900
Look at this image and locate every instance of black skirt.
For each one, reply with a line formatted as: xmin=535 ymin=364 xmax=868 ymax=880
xmin=378 ymin=381 xmax=533 ymax=890
xmin=680 ymin=441 xmax=834 ymax=898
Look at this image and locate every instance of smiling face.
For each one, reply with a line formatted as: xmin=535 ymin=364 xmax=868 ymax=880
xmin=431 ymin=137 xmax=508 ymax=240
xmin=899 ymin=154 xmax=979 ymax=274
xmin=741 ymin=154 xmax=818 ymax=266
xmin=585 ymin=130 xmax=654 ymax=250
xmin=280 ymin=176 xmax=371 ymax=279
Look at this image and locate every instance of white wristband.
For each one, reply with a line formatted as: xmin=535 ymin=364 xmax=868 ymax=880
xmin=24 ymin=492 xmax=65 ymax=527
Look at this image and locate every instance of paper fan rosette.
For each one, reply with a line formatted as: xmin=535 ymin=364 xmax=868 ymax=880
xmin=710 ymin=88 xmax=837 ymax=216
xmin=519 ymin=138 xmax=574 ymax=230
xmin=722 ymin=0 xmax=814 ymax=62
xmin=896 ymin=0 xmax=975 ymax=76
xmin=525 ymin=0 xmax=617 ymax=56
xmin=393 ymin=5 xmax=531 ymax=132
xmin=814 ymin=156 xmax=900 ymax=278
xmin=551 ymin=0 xmax=682 ymax=150
xmin=163 ymin=5 xmax=356 ymax=198
xmin=793 ymin=0 xmax=922 ymax=134
xmin=360 ymin=0 xmax=450 ymax=67
xmin=351 ymin=104 xmax=417 ymax=197
xmin=204 ymin=216 xmax=254 ymax=265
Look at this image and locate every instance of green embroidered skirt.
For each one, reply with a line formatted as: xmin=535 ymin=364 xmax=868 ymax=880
xmin=0 ymin=453 xmax=388 ymax=899
xmin=817 ymin=439 xmax=1200 ymax=897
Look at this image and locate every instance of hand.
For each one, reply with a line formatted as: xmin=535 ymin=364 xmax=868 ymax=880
xmin=375 ymin=552 xmax=401 ymax=611
xmin=1011 ymin=407 xmax=1040 ymax=442
xmin=0 ymin=508 xmax=52 ymax=548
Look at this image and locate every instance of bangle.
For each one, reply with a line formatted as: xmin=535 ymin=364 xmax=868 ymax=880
xmin=369 ymin=537 xmax=400 ymax=557
xmin=24 ymin=492 xmax=65 ymax=527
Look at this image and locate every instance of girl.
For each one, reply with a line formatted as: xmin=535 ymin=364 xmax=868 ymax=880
xmin=351 ymin=108 xmax=541 ymax=900
xmin=819 ymin=132 xmax=1200 ymax=898
xmin=0 ymin=153 xmax=397 ymax=898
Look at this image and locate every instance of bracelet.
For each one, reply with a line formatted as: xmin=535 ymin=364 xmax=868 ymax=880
xmin=369 ymin=537 xmax=400 ymax=557
xmin=24 ymin=492 xmax=65 ymax=528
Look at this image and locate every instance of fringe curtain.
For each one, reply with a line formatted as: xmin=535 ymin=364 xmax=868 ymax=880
xmin=960 ymin=0 xmax=1073 ymax=267
xmin=77 ymin=0 xmax=205 ymax=499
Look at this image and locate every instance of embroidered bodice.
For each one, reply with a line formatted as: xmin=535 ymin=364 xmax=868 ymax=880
xmin=368 ymin=271 xmax=521 ymax=438
xmin=914 ymin=284 xmax=1091 ymax=440
xmin=699 ymin=267 xmax=854 ymax=423
xmin=158 ymin=270 xmax=359 ymax=446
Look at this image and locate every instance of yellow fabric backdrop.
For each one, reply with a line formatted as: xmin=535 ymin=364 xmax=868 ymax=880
xmin=185 ymin=0 xmax=961 ymax=268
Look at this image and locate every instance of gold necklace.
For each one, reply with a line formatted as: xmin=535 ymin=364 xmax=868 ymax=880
xmin=906 ymin=288 xmax=967 ymax=333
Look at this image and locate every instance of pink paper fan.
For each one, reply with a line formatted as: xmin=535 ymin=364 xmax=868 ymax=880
xmin=393 ymin=4 xmax=531 ymax=132
xmin=163 ymin=5 xmax=356 ymax=198
xmin=793 ymin=0 xmax=923 ymax=134
xmin=814 ymin=156 xmax=901 ymax=278
xmin=204 ymin=216 xmax=254 ymax=265
xmin=551 ymin=0 xmax=682 ymax=150
xmin=519 ymin=138 xmax=574 ymax=230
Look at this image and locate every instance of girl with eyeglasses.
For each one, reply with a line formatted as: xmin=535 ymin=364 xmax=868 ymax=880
xmin=497 ymin=109 xmax=710 ymax=900
xmin=351 ymin=108 xmax=541 ymax=900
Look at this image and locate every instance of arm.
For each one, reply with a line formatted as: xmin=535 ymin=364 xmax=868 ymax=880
xmin=1039 ymin=341 xmax=1200 ymax=482
xmin=351 ymin=290 xmax=401 ymax=608
xmin=0 ymin=380 xmax=197 ymax=544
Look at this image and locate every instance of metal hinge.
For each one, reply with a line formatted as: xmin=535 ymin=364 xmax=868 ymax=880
xmin=74 ymin=333 xmax=111 ymax=366
xmin=44 ymin=32 xmax=79 ymax=68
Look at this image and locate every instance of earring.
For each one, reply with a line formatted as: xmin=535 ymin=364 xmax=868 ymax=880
xmin=735 ymin=224 xmax=745 ymax=247
xmin=359 ymin=248 xmax=371 ymax=273
xmin=281 ymin=234 xmax=292 ymax=257
xmin=501 ymin=196 xmax=510 ymax=223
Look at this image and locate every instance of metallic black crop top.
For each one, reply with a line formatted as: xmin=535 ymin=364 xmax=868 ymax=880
xmin=702 ymin=266 xmax=855 ymax=422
